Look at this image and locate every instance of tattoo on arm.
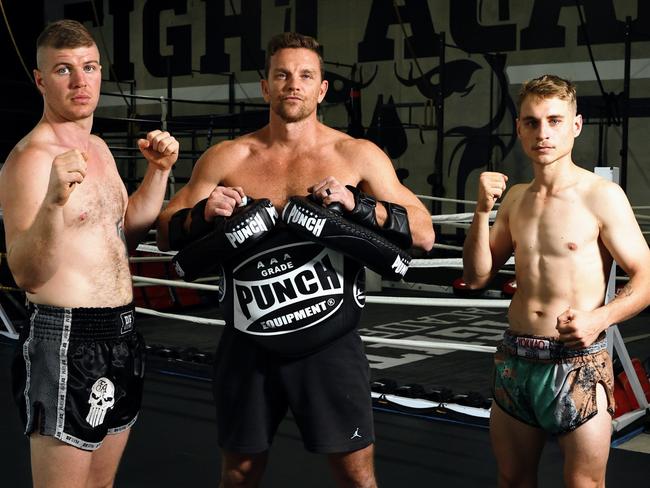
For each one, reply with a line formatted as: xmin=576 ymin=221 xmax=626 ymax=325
xmin=614 ymin=283 xmax=633 ymax=300
xmin=116 ymin=219 xmax=128 ymax=256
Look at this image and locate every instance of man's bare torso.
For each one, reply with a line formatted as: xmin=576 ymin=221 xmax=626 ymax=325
xmin=506 ymin=169 xmax=611 ymax=336
xmin=7 ymin=127 xmax=132 ymax=307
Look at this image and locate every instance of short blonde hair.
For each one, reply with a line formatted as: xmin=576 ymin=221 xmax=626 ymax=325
xmin=517 ymin=74 xmax=577 ymax=114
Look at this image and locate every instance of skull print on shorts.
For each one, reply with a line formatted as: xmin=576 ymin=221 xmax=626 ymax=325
xmin=86 ymin=377 xmax=115 ymax=428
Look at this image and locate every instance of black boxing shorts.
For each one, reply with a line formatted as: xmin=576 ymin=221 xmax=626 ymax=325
xmin=214 ymin=326 xmax=374 ymax=454
xmin=12 ymin=302 xmax=145 ymax=451
xmin=218 ymin=227 xmax=366 ymax=356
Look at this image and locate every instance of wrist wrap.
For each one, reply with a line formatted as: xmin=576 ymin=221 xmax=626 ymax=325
xmin=168 ymin=208 xmax=191 ymax=250
xmin=188 ymin=198 xmax=213 ymax=241
xmin=345 ymin=185 xmax=378 ymax=229
xmin=379 ymin=201 xmax=412 ymax=249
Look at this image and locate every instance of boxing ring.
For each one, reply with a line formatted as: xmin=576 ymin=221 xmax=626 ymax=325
xmin=0 ymin=69 xmax=647 ymax=482
xmin=0 ymin=10 xmax=647 ymax=486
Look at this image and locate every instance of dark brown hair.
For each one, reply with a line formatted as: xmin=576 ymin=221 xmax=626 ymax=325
xmin=265 ymin=32 xmax=323 ymax=79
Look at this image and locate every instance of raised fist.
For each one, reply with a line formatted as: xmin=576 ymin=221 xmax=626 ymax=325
xmin=477 ymin=172 xmax=508 ymax=213
xmin=137 ymin=130 xmax=179 ymax=171
xmin=47 ymin=149 xmax=88 ymax=206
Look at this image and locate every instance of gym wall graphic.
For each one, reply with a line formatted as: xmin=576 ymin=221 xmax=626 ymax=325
xmin=43 ymin=0 xmax=650 ymax=204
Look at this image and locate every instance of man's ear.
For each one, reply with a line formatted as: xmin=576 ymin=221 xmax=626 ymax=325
xmin=34 ymin=69 xmax=45 ymax=95
xmin=573 ymin=113 xmax=583 ymax=138
xmin=317 ymin=79 xmax=328 ymax=104
xmin=261 ymin=79 xmax=270 ymax=103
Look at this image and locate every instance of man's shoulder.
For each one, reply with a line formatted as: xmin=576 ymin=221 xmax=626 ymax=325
xmin=584 ymin=170 xmax=628 ymax=206
xmin=504 ymin=181 xmax=530 ymax=201
xmin=3 ymin=130 xmax=56 ymax=170
xmin=333 ymin=133 xmax=382 ymax=159
xmin=89 ymin=133 xmax=110 ymax=150
xmin=203 ymin=132 xmax=261 ymax=160
xmin=508 ymin=181 xmax=530 ymax=193
xmin=189 ymin=133 xmax=261 ymax=182
xmin=0 ymin=131 xmax=55 ymax=205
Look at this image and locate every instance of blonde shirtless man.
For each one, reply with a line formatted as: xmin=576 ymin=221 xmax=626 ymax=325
xmin=156 ymin=33 xmax=434 ymax=488
xmin=463 ymin=74 xmax=650 ymax=487
xmin=0 ymin=20 xmax=178 ymax=487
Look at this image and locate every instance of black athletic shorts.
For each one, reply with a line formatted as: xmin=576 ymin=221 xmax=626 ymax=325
xmin=12 ymin=302 xmax=145 ymax=451
xmin=214 ymin=327 xmax=374 ymax=454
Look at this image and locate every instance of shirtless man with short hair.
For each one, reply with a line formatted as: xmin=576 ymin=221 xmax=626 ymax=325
xmin=157 ymin=32 xmax=434 ymax=488
xmin=0 ymin=19 xmax=178 ymax=487
xmin=463 ymin=74 xmax=650 ymax=487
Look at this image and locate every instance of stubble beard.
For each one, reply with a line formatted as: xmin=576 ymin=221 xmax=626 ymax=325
xmin=272 ymin=100 xmax=314 ymax=123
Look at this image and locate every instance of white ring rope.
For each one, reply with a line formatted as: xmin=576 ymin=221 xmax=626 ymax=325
xmin=428 ymin=210 xmax=648 ymax=225
xmin=366 ymin=295 xmax=511 ymax=308
xmin=134 ymin=305 xmax=496 ymax=352
xmin=417 ymin=195 xmax=479 ymax=205
xmin=135 ymin=306 xmax=225 ymax=326
xmin=130 ymin=273 xmax=510 ymax=308
xmin=437 ymin=222 xmax=471 ymax=229
xmin=361 ymin=336 xmax=496 ymax=353
xmin=132 ymin=260 xmax=514 ymax=276
xmin=130 ymin=256 xmax=172 ymax=263
xmin=410 ymin=256 xmax=515 ymax=268
xmin=431 ymin=211 xmax=496 ymax=223
xmin=136 ymin=243 xmax=177 ymax=255
xmin=383 ymin=280 xmax=507 ymax=297
xmin=410 ymin=258 xmax=463 ymax=268
xmin=129 ymin=263 xmax=630 ymax=289
xmin=132 ymin=275 xmax=220 ymax=291
xmin=432 ymin=243 xmax=463 ymax=251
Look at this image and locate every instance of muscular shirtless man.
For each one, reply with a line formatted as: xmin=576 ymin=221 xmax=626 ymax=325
xmin=0 ymin=20 xmax=178 ymax=487
xmin=157 ymin=33 xmax=434 ymax=487
xmin=463 ymin=74 xmax=650 ymax=487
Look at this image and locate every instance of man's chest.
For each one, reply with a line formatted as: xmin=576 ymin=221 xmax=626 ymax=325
xmin=63 ymin=153 xmax=127 ymax=227
xmin=222 ymin=155 xmax=359 ymax=204
xmin=509 ymin=196 xmax=600 ymax=256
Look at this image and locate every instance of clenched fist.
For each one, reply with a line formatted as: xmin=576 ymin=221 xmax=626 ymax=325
xmin=556 ymin=307 xmax=605 ymax=349
xmin=47 ymin=149 xmax=88 ymax=206
xmin=477 ymin=171 xmax=508 ymax=213
xmin=138 ymin=130 xmax=179 ymax=171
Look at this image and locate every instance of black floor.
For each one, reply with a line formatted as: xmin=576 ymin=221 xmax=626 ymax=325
xmin=1 ymin=341 xmax=649 ymax=487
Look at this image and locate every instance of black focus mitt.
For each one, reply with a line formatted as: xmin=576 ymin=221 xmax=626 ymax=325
xmin=172 ymin=198 xmax=278 ymax=281
xmin=282 ymin=196 xmax=411 ymax=280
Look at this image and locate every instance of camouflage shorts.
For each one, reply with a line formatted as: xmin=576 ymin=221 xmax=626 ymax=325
xmin=492 ymin=330 xmax=615 ymax=435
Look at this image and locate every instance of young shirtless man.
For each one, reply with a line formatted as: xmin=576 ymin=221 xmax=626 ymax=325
xmin=463 ymin=74 xmax=650 ymax=487
xmin=0 ymin=20 xmax=178 ymax=487
xmin=157 ymin=33 xmax=434 ymax=487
